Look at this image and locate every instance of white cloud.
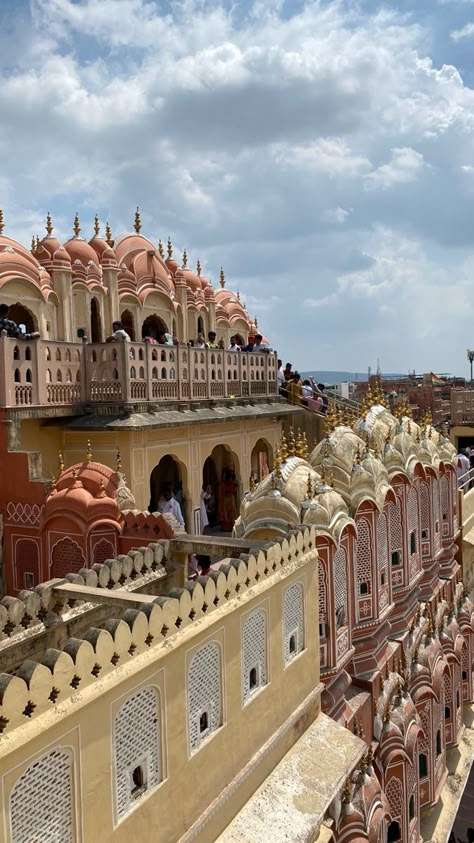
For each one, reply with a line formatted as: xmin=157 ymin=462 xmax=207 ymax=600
xmin=304 ymin=294 xmax=338 ymax=308
xmin=323 ymin=207 xmax=351 ymax=224
xmin=451 ymin=22 xmax=474 ymax=39
xmin=365 ymin=147 xmax=425 ymax=190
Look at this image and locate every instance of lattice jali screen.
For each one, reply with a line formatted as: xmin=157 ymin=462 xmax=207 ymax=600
xmin=114 ymin=686 xmax=161 ymax=820
xmin=440 ymin=476 xmax=449 ymax=521
xmin=93 ymin=537 xmax=115 ymax=565
xmin=407 ymin=486 xmax=418 ymax=533
xmin=420 ymin=482 xmax=430 ymax=536
xmin=377 ymin=513 xmax=390 ymax=611
xmin=10 ymin=748 xmax=74 ymax=843
xmin=242 ymin=609 xmax=267 ymax=704
xmin=386 ymin=776 xmax=403 ymax=821
xmin=418 ymin=708 xmax=430 ymax=756
xmin=283 ymin=581 xmax=305 ymax=663
xmin=318 ymin=561 xmax=327 ymax=624
xmin=333 ymin=546 xmax=348 ymax=626
xmin=389 ymin=498 xmax=402 ymax=553
xmin=356 ymin=518 xmax=372 ymax=587
xmin=187 ymin=641 xmax=222 ymax=753
xmin=432 ymin=479 xmax=441 ymax=551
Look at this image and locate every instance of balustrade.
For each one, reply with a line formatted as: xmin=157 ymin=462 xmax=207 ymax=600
xmin=0 ymin=333 xmax=278 ymax=410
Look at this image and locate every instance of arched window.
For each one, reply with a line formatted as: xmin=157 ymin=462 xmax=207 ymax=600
xmin=187 ymin=641 xmax=222 ymax=753
xmin=409 ymin=795 xmax=415 ymax=822
xmin=197 ymin=316 xmax=204 ymax=336
xmin=436 ymin=729 xmax=442 ymax=756
xmin=419 ymin=752 xmax=428 ymax=778
xmin=333 ymin=546 xmax=347 ymax=629
xmin=283 ymin=582 xmax=304 ymax=664
xmin=114 ymin=686 xmax=162 ymax=821
xmin=387 ymin=821 xmax=401 ymax=842
xmin=242 ymin=609 xmax=267 ymax=705
xmin=410 ymin=531 xmax=416 ymax=555
xmin=356 ymin=518 xmax=372 ymax=607
xmin=10 ymin=748 xmax=74 ymax=842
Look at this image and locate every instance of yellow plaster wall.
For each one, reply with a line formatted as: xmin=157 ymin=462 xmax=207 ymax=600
xmin=0 ymin=553 xmax=319 ymax=843
xmin=62 ymin=417 xmax=281 ymax=515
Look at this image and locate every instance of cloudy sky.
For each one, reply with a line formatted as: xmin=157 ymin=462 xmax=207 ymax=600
xmin=2 ymin=0 xmax=474 ymax=375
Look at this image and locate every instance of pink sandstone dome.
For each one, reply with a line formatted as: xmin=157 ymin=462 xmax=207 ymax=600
xmin=63 ymin=237 xmax=101 ymax=268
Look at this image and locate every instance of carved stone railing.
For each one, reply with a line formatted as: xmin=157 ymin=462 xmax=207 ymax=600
xmin=0 ymin=334 xmax=278 ymax=409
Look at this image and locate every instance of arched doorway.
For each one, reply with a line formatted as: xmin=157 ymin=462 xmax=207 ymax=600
xmin=149 ymin=455 xmax=187 ymax=528
xmin=250 ymin=438 xmax=272 ymax=483
xmin=197 ymin=315 xmax=204 ymax=337
xmin=121 ymin=309 xmax=135 ymax=341
xmin=90 ymin=297 xmax=102 ymax=342
xmin=7 ymin=303 xmax=36 ymax=334
xmin=142 ymin=314 xmax=168 ymax=341
xmin=203 ymin=445 xmax=241 ymax=533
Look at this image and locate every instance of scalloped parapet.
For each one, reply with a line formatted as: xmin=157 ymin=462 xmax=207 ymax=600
xmin=0 ymin=527 xmax=316 ymax=736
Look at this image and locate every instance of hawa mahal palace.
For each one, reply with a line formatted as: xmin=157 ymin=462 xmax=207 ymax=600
xmin=0 ymin=209 xmax=472 ymax=843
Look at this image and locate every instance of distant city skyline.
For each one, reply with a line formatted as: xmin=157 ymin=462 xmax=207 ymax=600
xmin=2 ymin=0 xmax=474 ymax=373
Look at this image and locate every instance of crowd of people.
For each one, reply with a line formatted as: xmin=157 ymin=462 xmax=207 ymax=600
xmin=0 ymin=303 xmax=40 ymax=340
xmin=106 ymin=322 xmax=272 ymax=353
xmin=277 ymin=359 xmax=329 ymax=413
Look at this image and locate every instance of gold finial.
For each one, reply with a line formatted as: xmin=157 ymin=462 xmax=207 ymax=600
xmin=220 ymin=266 xmax=225 ymax=288
xmin=0 ymin=208 xmax=4 ymax=235
xmin=328 ymin=470 xmax=335 ymax=488
xmin=254 ymin=315 xmax=258 ymax=329
xmin=249 ymin=474 xmax=256 ymax=493
xmin=31 ymin=235 xmax=36 ymax=252
xmin=274 ymin=445 xmax=282 ymax=479
xmin=50 ymin=475 xmax=57 ymax=495
xmin=58 ymin=451 xmax=65 ymax=473
xmin=72 ymin=467 xmax=78 ymax=481
xmin=237 ymin=290 xmax=240 ymax=301
xmin=196 ymin=259 xmax=201 ymax=276
xmin=45 ymin=211 xmax=53 ymax=236
xmin=35 ymin=235 xmax=40 ymax=250
xmin=306 ymin=473 xmax=313 ymax=500
xmin=134 ymin=206 xmax=141 ymax=233
xmin=116 ymin=450 xmax=122 ymax=472
xmin=105 ymin=222 xmax=113 ymax=245
xmin=295 ymin=430 xmax=305 ymax=458
xmin=280 ymin=431 xmax=288 ymax=462
xmin=287 ymin=427 xmax=296 ymax=457
xmin=182 ymin=248 xmax=188 ymax=268
xmin=158 ymin=239 xmax=164 ymax=258
xmin=301 ymin=431 xmax=309 ymax=460
xmin=167 ymin=236 xmax=173 ymax=258
xmin=86 ymin=440 xmax=92 ymax=462
xmin=93 ymin=214 xmax=100 ymax=236
xmin=73 ymin=212 xmax=81 ymax=237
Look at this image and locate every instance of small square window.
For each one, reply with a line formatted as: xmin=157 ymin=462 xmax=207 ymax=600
xmin=24 ymin=572 xmax=34 ymax=590
xmin=289 ymin=634 xmax=297 ymax=654
xmin=130 ymin=764 xmax=147 ymax=799
xmin=249 ymin=667 xmax=258 ymax=690
xmin=421 ymin=529 xmax=428 ymax=540
xmin=360 ymin=582 xmax=369 ymax=595
xmin=381 ymin=571 xmax=386 ymax=586
xmin=391 ymin=551 xmax=400 ymax=566
xmin=199 ymin=711 xmax=209 ymax=733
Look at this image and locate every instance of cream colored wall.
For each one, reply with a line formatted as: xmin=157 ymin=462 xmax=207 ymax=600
xmin=0 ymin=552 xmax=319 ymax=843
xmin=62 ymin=418 xmax=282 ymax=516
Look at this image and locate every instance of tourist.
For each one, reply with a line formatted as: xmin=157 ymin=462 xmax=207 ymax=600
xmin=252 ymin=333 xmax=270 ymax=352
xmin=457 ymin=449 xmax=470 ymax=487
xmin=173 ymin=335 xmax=179 ymax=346
xmin=301 ymin=379 xmax=313 ymax=399
xmin=207 ymin=331 xmax=218 ymax=349
xmin=157 ymin=484 xmax=185 ymax=528
xmin=242 ymin=335 xmax=255 ymax=352
xmin=106 ymin=321 xmax=130 ymax=343
xmin=228 ymin=336 xmax=241 ymax=352
xmin=188 ymin=554 xmax=199 ymax=578
xmin=284 ymin=362 xmax=293 ymax=381
xmin=200 ymin=483 xmax=212 ymax=533
xmin=142 ymin=326 xmax=157 ymax=344
xmin=196 ymin=554 xmax=211 ymax=575
xmin=317 ymin=383 xmax=329 ymax=414
xmin=0 ymin=304 xmax=40 ymax=340
xmin=195 ymin=335 xmax=207 ymax=349
xmin=277 ymin=359 xmax=285 ymax=386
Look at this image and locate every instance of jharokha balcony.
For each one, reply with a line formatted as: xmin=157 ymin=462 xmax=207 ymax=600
xmin=0 ymin=334 xmax=278 ymax=412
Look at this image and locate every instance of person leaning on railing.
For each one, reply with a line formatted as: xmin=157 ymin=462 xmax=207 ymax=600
xmin=0 ymin=304 xmax=40 ymax=340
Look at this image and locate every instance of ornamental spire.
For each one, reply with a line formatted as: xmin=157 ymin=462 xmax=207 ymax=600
xmin=220 ymin=266 xmax=225 ymax=288
xmin=93 ymin=214 xmax=100 ymax=236
xmin=116 ymin=450 xmax=122 ymax=472
xmin=45 ymin=211 xmax=53 ymax=236
xmin=158 ymin=239 xmax=164 ymax=258
xmin=196 ymin=259 xmax=201 ymax=277
xmin=73 ymin=212 xmax=81 ymax=237
xmin=182 ymin=248 xmax=188 ymax=268
xmin=86 ymin=440 xmax=92 ymax=462
xmin=0 ymin=209 xmax=4 ymax=235
xmin=167 ymin=237 xmax=173 ymax=258
xmin=134 ymin=207 xmax=141 ymax=233
xmin=105 ymin=222 xmax=113 ymax=246
xmin=58 ymin=451 xmax=65 ymax=474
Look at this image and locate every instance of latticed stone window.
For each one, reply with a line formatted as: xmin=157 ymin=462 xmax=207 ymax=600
xmin=114 ymin=686 xmax=162 ymax=821
xmin=242 ymin=609 xmax=268 ymax=704
xmin=356 ymin=518 xmax=372 ymax=600
xmin=283 ymin=581 xmax=305 ymax=664
xmin=333 ymin=546 xmax=348 ymax=629
xmin=10 ymin=747 xmax=74 ymax=842
xmin=187 ymin=641 xmax=222 ymax=753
